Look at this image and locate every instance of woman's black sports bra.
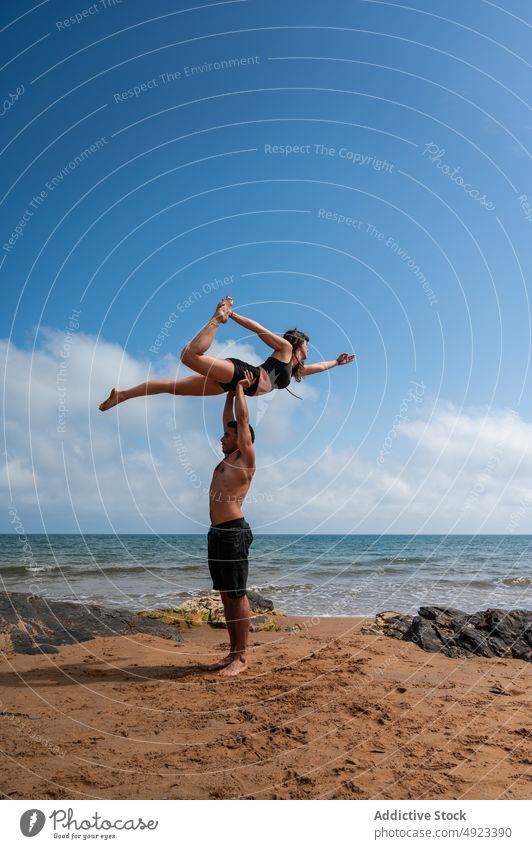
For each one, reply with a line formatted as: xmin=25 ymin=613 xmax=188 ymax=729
xmin=260 ymin=355 xmax=293 ymax=390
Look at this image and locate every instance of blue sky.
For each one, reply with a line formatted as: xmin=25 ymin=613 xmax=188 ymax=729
xmin=2 ymin=0 xmax=532 ymax=533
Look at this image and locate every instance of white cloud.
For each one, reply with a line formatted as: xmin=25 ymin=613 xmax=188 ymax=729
xmin=2 ymin=332 xmax=532 ymax=534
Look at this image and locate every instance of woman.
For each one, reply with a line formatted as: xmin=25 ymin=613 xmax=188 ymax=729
xmin=99 ymin=296 xmax=354 ymax=410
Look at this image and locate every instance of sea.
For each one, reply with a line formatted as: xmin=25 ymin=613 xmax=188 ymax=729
xmin=0 ymin=534 xmax=531 ymax=616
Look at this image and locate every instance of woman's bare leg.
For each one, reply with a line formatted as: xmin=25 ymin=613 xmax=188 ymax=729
xmin=180 ymin=297 xmax=237 ymax=383
xmin=99 ymin=376 xmax=224 ymax=410
xmin=100 ymin=298 xmax=235 ymax=411
xmin=185 ymin=296 xmax=232 ymax=356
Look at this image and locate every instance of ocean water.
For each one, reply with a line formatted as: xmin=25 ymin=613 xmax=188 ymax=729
xmin=0 ymin=534 xmax=531 ymax=616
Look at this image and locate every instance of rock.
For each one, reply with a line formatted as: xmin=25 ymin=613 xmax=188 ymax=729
xmin=361 ymin=610 xmax=413 ymax=638
xmin=0 ymin=592 xmax=182 ymax=655
xmin=249 ymin=614 xmax=276 ymax=632
xmin=247 ymin=590 xmax=275 ymax=612
xmin=207 ymin=604 xmax=227 ymax=628
xmin=142 ymin=590 xmax=280 ymax=631
xmin=363 ymin=606 xmax=532 ymax=662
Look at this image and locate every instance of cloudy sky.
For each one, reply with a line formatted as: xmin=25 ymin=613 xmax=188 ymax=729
xmin=1 ymin=0 xmax=532 ymax=533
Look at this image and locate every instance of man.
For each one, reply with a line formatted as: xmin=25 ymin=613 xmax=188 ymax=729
xmin=207 ymin=370 xmax=256 ymax=676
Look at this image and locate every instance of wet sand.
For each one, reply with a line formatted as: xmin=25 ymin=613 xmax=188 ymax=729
xmin=0 ymin=616 xmax=530 ymax=799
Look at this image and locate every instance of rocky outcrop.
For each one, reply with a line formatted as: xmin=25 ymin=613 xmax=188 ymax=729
xmin=0 ymin=592 xmax=182 ymax=655
xmin=362 ymin=606 xmax=532 ymax=662
xmin=247 ymin=590 xmax=275 ymax=611
xmin=141 ymin=590 xmax=280 ymax=631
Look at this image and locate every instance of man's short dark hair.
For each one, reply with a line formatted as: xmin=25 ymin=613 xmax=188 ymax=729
xmin=227 ymin=420 xmax=255 ymax=444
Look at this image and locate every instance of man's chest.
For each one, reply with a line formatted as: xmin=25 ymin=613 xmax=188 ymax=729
xmin=214 ymin=460 xmax=230 ymax=476
xmin=213 ymin=458 xmax=238 ymax=481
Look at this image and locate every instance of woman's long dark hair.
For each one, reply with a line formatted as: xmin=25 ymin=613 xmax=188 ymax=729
xmin=283 ymin=328 xmax=310 ymax=383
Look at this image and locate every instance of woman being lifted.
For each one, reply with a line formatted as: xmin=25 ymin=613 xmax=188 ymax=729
xmin=99 ymin=296 xmax=354 ymax=409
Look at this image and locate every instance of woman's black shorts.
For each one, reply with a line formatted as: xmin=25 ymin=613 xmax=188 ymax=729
xmin=207 ymin=517 xmax=253 ymax=599
xmin=218 ymin=358 xmax=261 ymax=396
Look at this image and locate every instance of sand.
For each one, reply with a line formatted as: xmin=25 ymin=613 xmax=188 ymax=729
xmin=0 ymin=615 xmax=530 ymax=800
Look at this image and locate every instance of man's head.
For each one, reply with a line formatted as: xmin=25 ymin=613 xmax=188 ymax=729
xmin=220 ymin=420 xmax=256 ymax=454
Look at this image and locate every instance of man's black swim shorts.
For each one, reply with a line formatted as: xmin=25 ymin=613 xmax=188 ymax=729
xmin=207 ymin=517 xmax=253 ymax=599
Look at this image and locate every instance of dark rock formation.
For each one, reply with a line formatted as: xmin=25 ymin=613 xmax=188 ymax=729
xmin=0 ymin=592 xmax=182 ymax=655
xmin=362 ymin=606 xmax=532 ymax=662
xmin=246 ymin=590 xmax=275 ymax=611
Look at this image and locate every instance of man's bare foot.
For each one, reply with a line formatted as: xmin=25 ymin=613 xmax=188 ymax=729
xmin=201 ymin=654 xmax=233 ymax=671
xmin=213 ymin=296 xmax=233 ymax=324
xmin=218 ymin=656 xmax=247 ymax=676
xmin=99 ymin=388 xmax=121 ymax=411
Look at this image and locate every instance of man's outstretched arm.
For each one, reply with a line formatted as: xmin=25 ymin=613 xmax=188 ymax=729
xmin=223 ymin=390 xmax=235 ymax=430
xmin=234 ymin=372 xmax=255 ymax=469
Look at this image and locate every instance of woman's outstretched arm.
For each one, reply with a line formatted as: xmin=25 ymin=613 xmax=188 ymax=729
xmin=229 ymin=311 xmax=291 ymax=354
xmin=302 ymin=353 xmax=355 ymax=376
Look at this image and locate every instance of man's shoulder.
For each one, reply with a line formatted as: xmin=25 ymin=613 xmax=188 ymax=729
xmin=233 ymin=450 xmax=255 ymax=472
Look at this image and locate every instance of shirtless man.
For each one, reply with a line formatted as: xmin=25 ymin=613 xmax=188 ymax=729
xmin=207 ymin=370 xmax=256 ymax=676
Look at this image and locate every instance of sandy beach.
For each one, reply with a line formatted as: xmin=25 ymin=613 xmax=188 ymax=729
xmin=0 ymin=615 xmax=530 ymax=800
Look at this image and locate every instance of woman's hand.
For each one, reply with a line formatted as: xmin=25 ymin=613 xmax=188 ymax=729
xmin=336 ymin=353 xmax=356 ymax=366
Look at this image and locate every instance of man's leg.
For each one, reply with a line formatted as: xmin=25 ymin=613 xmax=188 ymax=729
xmin=224 ymin=602 xmax=237 ymax=655
xmin=218 ymin=592 xmax=250 ymax=676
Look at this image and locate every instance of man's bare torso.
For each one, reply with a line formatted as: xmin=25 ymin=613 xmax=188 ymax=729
xmin=209 ymin=449 xmax=254 ymax=524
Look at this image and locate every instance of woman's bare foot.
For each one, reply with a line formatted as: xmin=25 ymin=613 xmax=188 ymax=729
xmin=99 ymin=388 xmax=121 ymax=411
xmin=218 ymin=656 xmax=247 ymax=676
xmin=213 ymin=296 xmax=233 ymax=324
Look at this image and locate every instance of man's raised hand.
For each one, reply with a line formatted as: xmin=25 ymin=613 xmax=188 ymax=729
xmin=238 ymin=369 xmax=256 ymax=391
